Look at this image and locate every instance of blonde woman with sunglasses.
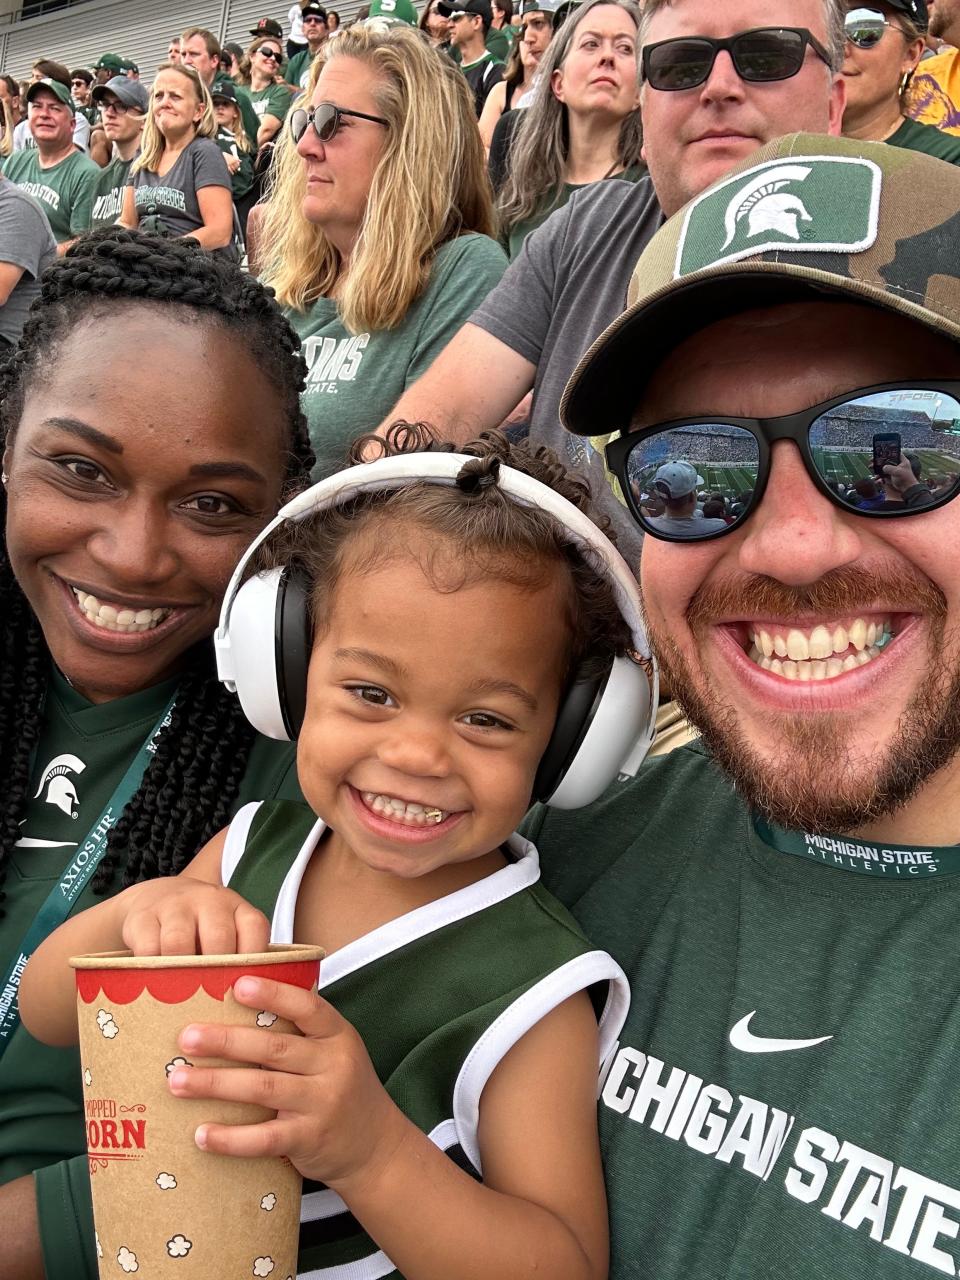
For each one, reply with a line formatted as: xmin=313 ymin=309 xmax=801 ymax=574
xmin=258 ymin=25 xmax=506 ymax=478
xmin=841 ymin=0 xmax=960 ymax=160
xmin=247 ymin=35 xmax=294 ymax=146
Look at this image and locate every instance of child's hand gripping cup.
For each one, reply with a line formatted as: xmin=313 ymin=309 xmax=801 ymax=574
xmin=70 ymin=943 xmax=323 ymax=1279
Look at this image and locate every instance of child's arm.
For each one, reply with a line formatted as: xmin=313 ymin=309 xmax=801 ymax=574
xmin=168 ymin=975 xmax=608 ymax=1280
xmin=19 ymin=830 xmax=270 ymax=1047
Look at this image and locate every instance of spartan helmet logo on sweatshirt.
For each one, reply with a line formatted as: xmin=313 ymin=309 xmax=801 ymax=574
xmin=33 ymin=754 xmax=87 ymax=819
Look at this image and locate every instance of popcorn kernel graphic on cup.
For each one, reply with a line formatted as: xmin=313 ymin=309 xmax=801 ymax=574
xmin=256 ymin=1010 xmax=278 ymax=1028
xmin=95 ymin=1232 xmax=102 ymax=1258
xmin=164 ymin=1056 xmax=193 ymax=1077
xmin=156 ymin=1172 xmax=178 ymax=1190
xmin=260 ymin=1192 xmax=277 ymax=1211
xmin=117 ymin=1245 xmax=139 ymax=1272
xmin=84 ymin=1068 xmax=92 ymax=1087
xmin=253 ymin=1259 xmax=275 ymax=1277
xmin=96 ymin=1009 xmax=119 ymax=1039
xmin=167 ymin=1234 xmax=193 ymax=1258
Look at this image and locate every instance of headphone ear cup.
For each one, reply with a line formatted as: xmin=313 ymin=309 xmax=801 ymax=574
xmin=224 ymin=566 xmax=312 ymax=740
xmin=533 ymin=673 xmax=606 ymax=804
xmin=536 ymin=656 xmax=655 ymax=809
xmin=275 ymin=565 xmax=312 ymax=738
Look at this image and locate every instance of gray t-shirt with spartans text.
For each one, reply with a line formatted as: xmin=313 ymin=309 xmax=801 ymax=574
xmin=470 ymin=177 xmax=664 ymax=565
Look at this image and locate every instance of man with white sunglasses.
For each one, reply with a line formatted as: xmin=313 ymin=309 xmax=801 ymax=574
xmin=527 ymin=131 xmax=960 ymax=1280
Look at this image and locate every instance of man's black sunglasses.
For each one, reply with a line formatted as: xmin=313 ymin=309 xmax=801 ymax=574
xmin=290 ymin=102 xmax=389 ymax=143
xmin=605 ymin=383 xmax=960 ymax=544
xmin=642 ymin=27 xmax=833 ymax=91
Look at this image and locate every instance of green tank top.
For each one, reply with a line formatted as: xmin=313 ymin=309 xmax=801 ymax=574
xmin=224 ymin=799 xmax=630 ymax=1278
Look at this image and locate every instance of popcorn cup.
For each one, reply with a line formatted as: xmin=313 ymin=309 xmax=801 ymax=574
xmin=70 ymin=944 xmax=324 ymax=1279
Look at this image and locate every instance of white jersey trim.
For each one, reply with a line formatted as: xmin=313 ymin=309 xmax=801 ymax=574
xmin=245 ymin=816 xmax=542 ymax=984
xmin=221 ymin=801 xmax=261 ymax=884
xmin=452 ymin=950 xmax=631 ymax=1173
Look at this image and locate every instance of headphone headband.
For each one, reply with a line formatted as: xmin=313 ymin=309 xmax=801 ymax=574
xmin=214 ymin=452 xmax=657 ymax=804
xmin=215 ymin=452 xmax=649 ymax=688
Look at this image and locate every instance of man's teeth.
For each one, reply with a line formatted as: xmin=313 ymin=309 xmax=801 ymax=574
xmin=361 ymin=792 xmax=449 ymax=826
xmin=72 ymin=589 xmax=171 ymax=633
xmin=747 ymin=618 xmax=892 ymax=681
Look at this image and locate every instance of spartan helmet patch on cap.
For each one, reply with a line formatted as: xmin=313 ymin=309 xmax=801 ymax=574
xmin=674 ymin=155 xmax=882 ymax=277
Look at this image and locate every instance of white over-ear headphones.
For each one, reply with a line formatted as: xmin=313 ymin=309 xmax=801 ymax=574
xmin=215 ymin=452 xmax=658 ymax=810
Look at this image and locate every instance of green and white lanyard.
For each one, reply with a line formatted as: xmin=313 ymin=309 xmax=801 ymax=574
xmin=0 ymin=694 xmax=176 ymax=1057
xmin=753 ymin=815 xmax=960 ymax=879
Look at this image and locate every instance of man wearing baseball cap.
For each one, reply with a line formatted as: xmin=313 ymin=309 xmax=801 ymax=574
xmin=644 ymin=462 xmax=727 ymax=536
xmin=93 ymin=53 xmax=123 ymax=85
xmin=906 ymin=0 xmax=960 ymax=132
xmin=285 ymin=1 xmax=329 ymax=90
xmin=438 ymin=0 xmax=505 ymax=115
xmin=87 ymin=76 xmax=148 ymax=229
xmin=377 ymin=0 xmax=846 ymax=565
xmin=2 ymin=80 xmax=98 ymax=252
xmin=523 ymin=132 xmax=960 ymax=1279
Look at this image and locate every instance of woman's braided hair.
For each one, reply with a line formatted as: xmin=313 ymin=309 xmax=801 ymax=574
xmin=0 ymin=229 xmax=315 ymax=910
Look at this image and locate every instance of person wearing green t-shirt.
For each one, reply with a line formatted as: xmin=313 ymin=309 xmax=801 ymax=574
xmin=87 ymin=76 xmax=147 ymax=229
xmin=248 ymin=36 xmax=294 ymax=146
xmin=523 ymin=133 xmax=960 ymax=1280
xmin=0 ymin=228 xmax=314 ymax=1280
xmin=260 ymin=23 xmax=505 ymax=478
xmin=286 ymin=0 xmax=329 ymax=90
xmin=3 ymin=80 xmax=99 ymax=252
xmin=840 ymin=0 xmax=960 ymax=160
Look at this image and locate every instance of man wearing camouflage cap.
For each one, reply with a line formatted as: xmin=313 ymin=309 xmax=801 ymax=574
xmin=525 ymin=132 xmax=960 ymax=1279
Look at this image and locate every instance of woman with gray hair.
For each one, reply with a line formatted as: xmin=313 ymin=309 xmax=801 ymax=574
xmin=497 ymin=0 xmax=643 ymax=258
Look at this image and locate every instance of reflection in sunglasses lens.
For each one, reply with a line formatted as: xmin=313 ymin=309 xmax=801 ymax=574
xmin=626 ymin=425 xmax=759 ymax=539
xmin=811 ymin=390 xmax=960 ymax=513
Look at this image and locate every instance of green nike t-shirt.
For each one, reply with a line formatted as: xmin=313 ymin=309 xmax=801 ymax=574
xmin=525 ymin=741 xmax=960 ymax=1280
xmin=0 ymin=667 xmax=303 ymax=1280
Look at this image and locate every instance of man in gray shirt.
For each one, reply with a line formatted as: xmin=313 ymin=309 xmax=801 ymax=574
xmin=0 ymin=176 xmax=57 ymax=349
xmin=377 ymin=0 xmax=847 ymax=559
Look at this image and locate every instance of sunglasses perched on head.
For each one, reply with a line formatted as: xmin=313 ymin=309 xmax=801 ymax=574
xmin=290 ymin=101 xmax=390 ymax=143
xmin=642 ymin=27 xmax=832 ymax=91
xmin=605 ymin=383 xmax=960 ymax=543
xmin=844 ymin=7 xmax=906 ymax=47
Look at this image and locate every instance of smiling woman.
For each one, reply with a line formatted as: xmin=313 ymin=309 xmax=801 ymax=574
xmin=0 ymin=228 xmax=314 ymax=1280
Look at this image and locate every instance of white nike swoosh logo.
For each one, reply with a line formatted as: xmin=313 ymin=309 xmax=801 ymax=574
xmin=729 ymin=1011 xmax=833 ymax=1054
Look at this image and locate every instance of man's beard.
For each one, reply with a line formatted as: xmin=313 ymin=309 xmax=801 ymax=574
xmin=645 ymin=566 xmax=960 ymax=834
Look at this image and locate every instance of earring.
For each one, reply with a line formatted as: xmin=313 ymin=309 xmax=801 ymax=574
xmin=1 ymin=471 xmax=7 ymax=486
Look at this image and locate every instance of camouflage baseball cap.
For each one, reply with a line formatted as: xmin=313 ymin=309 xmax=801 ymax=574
xmin=561 ymin=133 xmax=960 ymax=437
